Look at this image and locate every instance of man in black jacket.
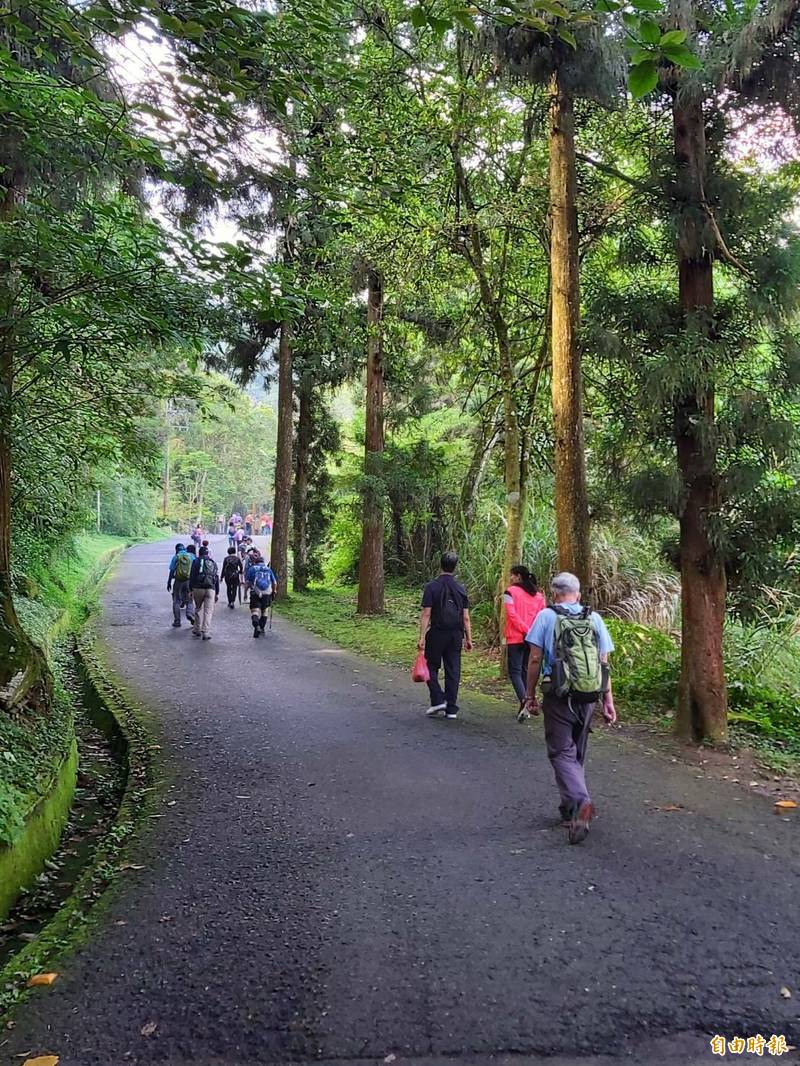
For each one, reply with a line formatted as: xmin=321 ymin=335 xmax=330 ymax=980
xmin=418 ymin=551 xmax=473 ymax=719
xmin=189 ymin=546 xmax=219 ymax=640
xmin=220 ymin=546 xmax=243 ymax=609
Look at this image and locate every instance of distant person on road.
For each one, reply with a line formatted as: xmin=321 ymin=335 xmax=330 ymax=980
xmin=245 ymin=551 xmax=277 ymax=638
xmin=260 ymin=512 xmax=269 ymax=536
xmin=191 ymin=524 xmax=203 ymax=550
xmin=227 ymin=519 xmax=236 ymax=547
xmin=216 ymin=512 xmax=225 ymax=534
xmin=418 ymin=551 xmax=472 ymax=719
xmin=221 ymin=546 xmax=243 ymax=609
xmin=245 ymin=512 xmax=254 ymax=535
xmin=503 ymin=566 xmax=546 ymax=711
xmin=167 ymin=542 xmax=195 ymax=628
xmin=189 ymin=545 xmax=219 ymax=641
xmin=523 ymin=572 xmax=617 ymax=845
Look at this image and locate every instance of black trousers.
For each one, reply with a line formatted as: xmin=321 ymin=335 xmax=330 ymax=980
xmin=507 ymin=642 xmax=530 ymax=703
xmin=224 ymin=576 xmax=238 ymax=606
xmin=425 ymin=628 xmax=463 ymax=711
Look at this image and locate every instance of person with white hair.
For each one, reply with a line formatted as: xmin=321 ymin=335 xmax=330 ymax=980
xmin=523 ymin=572 xmax=617 ymax=845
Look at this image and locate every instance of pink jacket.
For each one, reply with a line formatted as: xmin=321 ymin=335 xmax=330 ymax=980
xmin=503 ymin=586 xmax=546 ymax=644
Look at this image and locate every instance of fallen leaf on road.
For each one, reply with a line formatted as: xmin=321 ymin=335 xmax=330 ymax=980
xmin=119 ymin=863 xmax=146 ymax=871
xmin=22 ymin=1057 xmax=59 ymax=1066
xmin=653 ymin=804 xmax=684 ymax=812
xmin=780 ymin=986 xmax=792 ymax=998
xmin=774 ymin=800 xmax=798 ymax=810
xmin=27 ymin=973 xmax=58 ymax=987
xmin=141 ymin=1021 xmax=158 ymax=1037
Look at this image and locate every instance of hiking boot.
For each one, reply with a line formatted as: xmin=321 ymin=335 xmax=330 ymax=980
xmin=259 ymin=616 xmax=267 ymax=631
xmin=568 ymin=801 xmax=594 ymax=845
xmin=426 ymin=702 xmax=447 ymax=717
xmin=202 ymin=634 xmax=211 ymax=641
xmin=172 ymin=621 xmax=181 ymax=628
xmin=253 ymin=627 xmax=260 ymax=638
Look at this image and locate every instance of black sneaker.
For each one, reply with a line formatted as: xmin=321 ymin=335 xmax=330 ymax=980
xmin=445 ymin=710 xmax=458 ymax=719
xmin=171 ymin=621 xmax=181 ymax=628
xmin=253 ymin=628 xmax=260 ymax=638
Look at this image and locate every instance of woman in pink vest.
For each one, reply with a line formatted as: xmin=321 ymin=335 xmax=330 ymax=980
xmin=503 ymin=565 xmax=546 ymax=709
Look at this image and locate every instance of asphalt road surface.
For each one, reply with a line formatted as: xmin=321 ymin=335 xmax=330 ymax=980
xmin=5 ymin=538 xmax=800 ymax=1065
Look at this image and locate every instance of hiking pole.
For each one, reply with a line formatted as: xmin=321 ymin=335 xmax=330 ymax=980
xmin=269 ymin=603 xmax=273 ymax=631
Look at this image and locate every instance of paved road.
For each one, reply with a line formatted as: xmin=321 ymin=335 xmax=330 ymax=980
xmin=6 ymin=538 xmax=800 ymax=1065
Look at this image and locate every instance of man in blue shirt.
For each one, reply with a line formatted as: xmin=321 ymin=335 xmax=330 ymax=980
xmin=166 ymin=543 xmax=195 ymax=628
xmin=523 ymin=572 xmax=617 ymax=844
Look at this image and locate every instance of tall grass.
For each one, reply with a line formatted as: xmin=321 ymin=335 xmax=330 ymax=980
xmin=456 ymin=500 xmax=680 ymax=632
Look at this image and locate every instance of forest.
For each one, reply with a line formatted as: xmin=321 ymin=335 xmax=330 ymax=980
xmin=3 ymin=0 xmax=800 ymax=772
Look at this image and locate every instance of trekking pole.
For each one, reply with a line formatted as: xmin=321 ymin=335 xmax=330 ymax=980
xmin=269 ymin=603 xmax=273 ymax=631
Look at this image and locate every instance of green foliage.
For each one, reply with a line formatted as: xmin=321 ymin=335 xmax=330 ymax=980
xmin=1 ymin=534 xmax=124 ymax=846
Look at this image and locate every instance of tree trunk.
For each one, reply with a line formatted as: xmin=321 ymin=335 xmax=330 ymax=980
xmin=0 ymin=185 xmax=49 ymax=708
xmin=357 ymin=268 xmax=385 ymax=615
xmin=549 ymin=74 xmax=591 ymax=592
xmin=271 ymin=320 xmax=293 ymax=599
xmin=672 ymin=92 xmax=728 ymax=743
xmin=460 ymin=414 xmax=500 ymax=526
xmin=292 ymin=378 xmax=312 ymax=593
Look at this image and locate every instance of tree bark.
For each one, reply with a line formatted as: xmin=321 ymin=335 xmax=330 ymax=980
xmin=292 ymin=378 xmax=312 ymax=593
xmin=0 ymin=185 xmax=50 ymax=708
xmin=356 ymin=268 xmax=385 ymax=615
xmin=672 ymin=92 xmax=728 ymax=743
xmin=271 ymin=320 xmax=293 ymax=599
xmin=549 ymin=74 xmax=591 ymax=591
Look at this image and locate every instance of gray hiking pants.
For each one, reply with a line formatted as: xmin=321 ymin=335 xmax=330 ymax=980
xmin=172 ymin=580 xmax=194 ymax=623
xmin=542 ymin=685 xmax=595 ymax=814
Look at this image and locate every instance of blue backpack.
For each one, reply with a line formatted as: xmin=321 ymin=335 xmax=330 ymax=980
xmin=251 ymin=564 xmax=273 ymax=593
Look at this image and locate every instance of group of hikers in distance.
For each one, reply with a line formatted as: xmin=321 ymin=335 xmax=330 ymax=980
xmin=166 ymin=531 xmax=277 ymax=642
xmin=418 ymin=551 xmax=616 ymax=847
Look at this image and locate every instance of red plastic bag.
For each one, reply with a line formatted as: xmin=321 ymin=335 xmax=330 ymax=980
xmin=411 ymin=649 xmax=430 ymax=683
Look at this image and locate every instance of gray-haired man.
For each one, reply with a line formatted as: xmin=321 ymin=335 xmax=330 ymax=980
xmin=523 ymin=572 xmax=617 ymax=844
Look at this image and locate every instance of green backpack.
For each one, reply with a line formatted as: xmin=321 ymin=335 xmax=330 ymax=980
xmin=551 ymin=605 xmax=603 ymax=703
xmin=174 ymin=552 xmax=192 ymax=582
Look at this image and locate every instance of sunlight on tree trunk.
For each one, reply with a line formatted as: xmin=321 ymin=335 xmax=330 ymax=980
xmin=672 ymin=92 xmax=728 ymax=743
xmin=549 ymin=74 xmax=591 ymax=592
xmin=357 ymin=268 xmax=385 ymax=615
xmin=272 ymin=320 xmax=293 ymax=599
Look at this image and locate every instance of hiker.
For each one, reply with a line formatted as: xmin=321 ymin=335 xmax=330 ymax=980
xmin=221 ymin=546 xmax=243 ymax=609
xmin=260 ymin=512 xmax=269 ymax=536
xmin=245 ymin=551 xmax=277 ymax=638
xmin=189 ymin=545 xmax=219 ymax=641
xmin=523 ymin=572 xmax=617 ymax=845
xmin=167 ymin=542 xmax=195 ymax=627
xmin=418 ymin=550 xmax=472 ymax=719
xmin=245 ymin=512 xmax=254 ymax=535
xmin=227 ymin=518 xmax=236 ymax=547
xmin=503 ymin=565 xmax=546 ymax=710
xmin=190 ymin=524 xmax=203 ymax=550
xmin=216 ymin=512 xmax=225 ymax=534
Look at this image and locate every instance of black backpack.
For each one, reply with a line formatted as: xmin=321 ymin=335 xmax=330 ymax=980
xmin=435 ymin=581 xmax=464 ymax=631
xmin=196 ymin=558 xmax=218 ymax=590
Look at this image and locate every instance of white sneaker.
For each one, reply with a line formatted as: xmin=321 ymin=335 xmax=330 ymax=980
xmin=426 ymin=702 xmax=447 ymax=717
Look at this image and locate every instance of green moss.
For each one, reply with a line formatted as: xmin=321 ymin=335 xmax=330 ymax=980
xmin=0 ymin=741 xmax=78 ymax=921
xmin=0 ymin=535 xmax=125 ymax=851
